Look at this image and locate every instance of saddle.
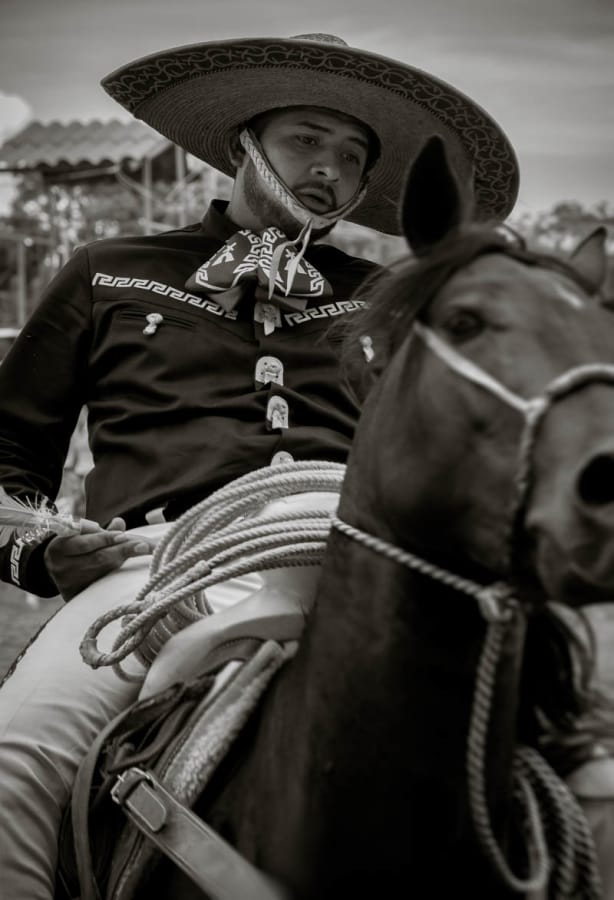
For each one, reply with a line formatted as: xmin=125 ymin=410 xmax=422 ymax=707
xmin=56 ymin=587 xmax=302 ymax=900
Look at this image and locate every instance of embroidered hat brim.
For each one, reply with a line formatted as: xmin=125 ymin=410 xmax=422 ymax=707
xmin=101 ymin=34 xmax=520 ymax=235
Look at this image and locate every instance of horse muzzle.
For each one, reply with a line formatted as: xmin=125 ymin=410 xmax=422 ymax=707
xmin=525 ymin=438 xmax=614 ymax=607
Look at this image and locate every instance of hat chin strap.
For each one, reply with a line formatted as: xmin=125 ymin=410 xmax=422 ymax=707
xmin=239 ymin=129 xmax=368 ymax=233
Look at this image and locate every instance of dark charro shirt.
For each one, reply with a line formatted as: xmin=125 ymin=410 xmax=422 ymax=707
xmin=0 ymin=201 xmax=377 ymax=595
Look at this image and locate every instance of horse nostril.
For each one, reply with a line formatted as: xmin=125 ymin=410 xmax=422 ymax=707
xmin=577 ymin=454 xmax=614 ymax=505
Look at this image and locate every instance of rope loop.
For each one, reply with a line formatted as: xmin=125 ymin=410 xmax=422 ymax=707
xmin=80 ymin=461 xmax=346 ymax=675
xmin=475 ymin=582 xmax=517 ymax=623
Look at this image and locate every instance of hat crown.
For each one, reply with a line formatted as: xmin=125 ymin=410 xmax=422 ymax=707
xmin=289 ymin=34 xmax=349 ymax=47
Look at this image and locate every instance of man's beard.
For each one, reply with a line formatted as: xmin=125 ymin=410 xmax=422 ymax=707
xmin=243 ymin=160 xmax=335 ymax=240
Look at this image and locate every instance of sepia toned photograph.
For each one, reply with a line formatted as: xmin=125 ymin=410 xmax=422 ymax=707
xmin=0 ymin=1 xmax=613 ymax=897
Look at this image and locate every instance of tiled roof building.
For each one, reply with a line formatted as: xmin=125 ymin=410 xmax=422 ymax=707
xmin=0 ymin=119 xmax=171 ymax=177
xmin=0 ymin=119 xmax=231 ymax=347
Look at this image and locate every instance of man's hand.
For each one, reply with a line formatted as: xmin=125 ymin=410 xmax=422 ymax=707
xmin=44 ymin=517 xmax=153 ymax=601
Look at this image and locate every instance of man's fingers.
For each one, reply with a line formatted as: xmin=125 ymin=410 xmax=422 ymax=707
xmin=77 ymin=516 xmax=125 ymax=535
xmin=77 ymin=517 xmax=105 ymax=535
xmin=43 ymin=520 xmax=154 ymax=601
xmin=85 ymin=540 xmax=152 ymax=570
xmin=107 ymin=516 xmax=127 ymax=532
xmin=55 ymin=531 xmax=126 ymax=557
xmin=48 ymin=530 xmax=152 ymax=559
xmin=113 ymin=538 xmax=153 ymax=560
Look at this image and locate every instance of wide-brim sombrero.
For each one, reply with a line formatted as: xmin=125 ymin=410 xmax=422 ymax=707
xmin=101 ymin=33 xmax=520 ymax=235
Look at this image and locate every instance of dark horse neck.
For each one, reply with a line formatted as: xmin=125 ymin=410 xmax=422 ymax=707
xmin=155 ymin=528 xmax=528 ymax=900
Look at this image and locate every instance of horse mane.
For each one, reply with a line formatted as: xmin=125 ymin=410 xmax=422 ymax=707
xmin=338 ymin=222 xmax=612 ymax=775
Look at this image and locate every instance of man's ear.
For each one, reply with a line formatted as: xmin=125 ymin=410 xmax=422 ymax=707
xmin=569 ymin=226 xmax=608 ymax=295
xmin=227 ymin=131 xmax=245 ymax=169
xmin=401 ymin=135 xmax=471 ymax=256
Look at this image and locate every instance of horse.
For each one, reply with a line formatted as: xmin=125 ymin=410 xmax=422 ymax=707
xmin=61 ymin=136 xmax=614 ymax=899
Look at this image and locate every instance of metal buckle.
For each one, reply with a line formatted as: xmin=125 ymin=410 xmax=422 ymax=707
xmin=110 ymin=765 xmax=151 ymax=805
xmin=111 ymin=767 xmax=168 ymax=833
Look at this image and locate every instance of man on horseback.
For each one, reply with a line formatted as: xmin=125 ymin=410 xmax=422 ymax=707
xmin=0 ymin=32 xmax=517 ymax=897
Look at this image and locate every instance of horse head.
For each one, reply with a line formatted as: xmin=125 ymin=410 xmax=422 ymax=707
xmin=342 ymin=135 xmax=614 ymax=612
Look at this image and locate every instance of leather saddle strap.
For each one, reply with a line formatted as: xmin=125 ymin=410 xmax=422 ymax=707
xmin=71 ymin=679 xmax=205 ymax=900
xmin=71 ymin=638 xmax=260 ymax=900
xmin=112 ymin=766 xmax=288 ymax=900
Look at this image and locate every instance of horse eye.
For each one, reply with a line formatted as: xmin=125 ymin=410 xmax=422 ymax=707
xmin=443 ymin=310 xmax=484 ymax=341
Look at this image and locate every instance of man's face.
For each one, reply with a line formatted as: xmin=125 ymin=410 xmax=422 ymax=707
xmin=255 ymin=106 xmax=371 ymax=214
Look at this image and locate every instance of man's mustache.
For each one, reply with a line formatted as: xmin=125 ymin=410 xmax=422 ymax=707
xmin=294 ymin=182 xmax=337 ymax=209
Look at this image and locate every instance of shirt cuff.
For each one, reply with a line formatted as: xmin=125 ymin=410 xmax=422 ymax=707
xmin=0 ymin=533 xmax=59 ymax=598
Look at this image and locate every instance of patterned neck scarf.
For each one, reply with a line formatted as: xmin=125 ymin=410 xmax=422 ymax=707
xmin=185 ymin=222 xmax=332 ymax=314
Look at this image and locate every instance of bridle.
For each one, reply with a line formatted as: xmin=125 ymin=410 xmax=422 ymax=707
xmin=334 ymin=319 xmax=614 ymax=613
xmin=331 ymin=319 xmax=614 ymax=896
xmin=412 ymin=321 xmax=614 ymax=553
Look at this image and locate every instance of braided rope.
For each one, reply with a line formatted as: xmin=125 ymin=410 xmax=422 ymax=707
xmin=515 ymin=747 xmax=603 ymax=899
xmin=79 ymin=461 xmax=345 ymax=677
xmin=330 ymin=515 xmax=549 ymax=890
xmin=330 ymin=516 xmax=513 ymax=621
xmin=332 ymin=512 xmax=602 ymax=897
xmin=467 ymin=618 xmax=550 ymax=893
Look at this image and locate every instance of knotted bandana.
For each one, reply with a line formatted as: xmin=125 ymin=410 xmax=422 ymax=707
xmin=185 ymin=223 xmax=332 ymax=314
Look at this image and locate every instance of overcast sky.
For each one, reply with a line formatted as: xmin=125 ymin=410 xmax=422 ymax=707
xmin=0 ymin=0 xmax=612 ymax=216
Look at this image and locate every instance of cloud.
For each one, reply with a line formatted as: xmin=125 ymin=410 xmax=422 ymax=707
xmin=0 ymin=92 xmax=31 ymax=143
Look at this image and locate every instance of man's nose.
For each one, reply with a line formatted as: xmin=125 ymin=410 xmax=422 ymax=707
xmin=310 ymin=153 xmax=339 ymax=181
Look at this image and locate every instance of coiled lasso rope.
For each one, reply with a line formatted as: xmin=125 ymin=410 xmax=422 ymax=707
xmin=80 ymin=460 xmax=346 ymax=678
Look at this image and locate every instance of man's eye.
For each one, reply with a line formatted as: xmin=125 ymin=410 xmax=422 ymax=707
xmin=443 ymin=310 xmax=484 ymax=341
xmin=343 ymin=152 xmax=360 ymax=165
xmin=297 ymin=135 xmax=317 ymax=145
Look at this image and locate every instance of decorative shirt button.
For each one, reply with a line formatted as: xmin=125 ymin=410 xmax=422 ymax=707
xmin=360 ymin=334 xmax=375 ymax=363
xmin=271 ymin=451 xmax=294 ymax=465
xmin=266 ymin=396 xmax=289 ymax=430
xmin=255 ymin=356 xmax=284 ymax=388
xmin=143 ymin=312 xmax=163 ymax=335
xmin=254 ymin=301 xmax=281 ymax=335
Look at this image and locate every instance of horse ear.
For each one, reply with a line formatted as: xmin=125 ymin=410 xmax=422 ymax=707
xmin=569 ymin=226 xmax=608 ymax=294
xmin=401 ymin=135 xmax=470 ymax=256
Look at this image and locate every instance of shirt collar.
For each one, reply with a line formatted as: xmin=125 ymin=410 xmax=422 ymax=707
xmin=200 ymin=199 xmax=241 ymax=242
xmin=199 ymin=199 xmax=333 ymax=258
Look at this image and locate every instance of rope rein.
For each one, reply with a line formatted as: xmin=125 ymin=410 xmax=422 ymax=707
xmin=330 ymin=515 xmax=514 ymax=622
xmin=331 ymin=513 xmax=601 ymax=897
xmin=467 ymin=618 xmax=550 ymax=894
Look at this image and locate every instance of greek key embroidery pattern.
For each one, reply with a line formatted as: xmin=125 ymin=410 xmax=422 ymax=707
xmin=92 ymin=272 xmax=238 ymax=319
xmin=283 ymin=299 xmax=366 ymax=326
